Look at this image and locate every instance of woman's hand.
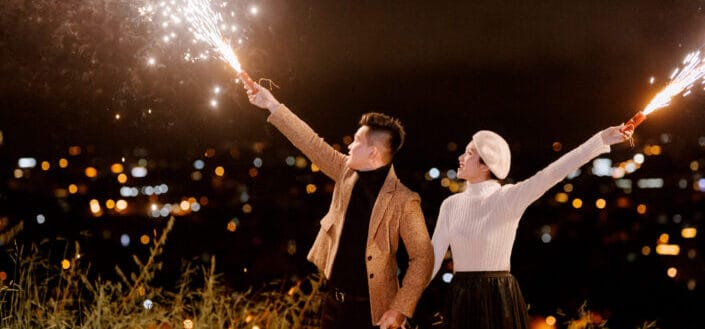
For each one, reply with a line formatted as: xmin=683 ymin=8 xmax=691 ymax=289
xmin=601 ymin=124 xmax=634 ymax=146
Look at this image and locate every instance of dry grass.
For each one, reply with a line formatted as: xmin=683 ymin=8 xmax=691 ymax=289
xmin=0 ymin=217 xmax=323 ymax=329
xmin=557 ymin=302 xmax=659 ymax=329
xmin=1 ymin=217 xmax=659 ymax=329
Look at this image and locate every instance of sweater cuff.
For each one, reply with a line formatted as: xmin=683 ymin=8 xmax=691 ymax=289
xmin=587 ymin=131 xmax=611 ymax=156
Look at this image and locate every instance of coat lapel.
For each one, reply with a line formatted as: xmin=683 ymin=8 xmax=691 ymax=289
xmin=367 ymin=166 xmax=397 ymax=244
xmin=321 ymin=170 xmax=358 ymax=232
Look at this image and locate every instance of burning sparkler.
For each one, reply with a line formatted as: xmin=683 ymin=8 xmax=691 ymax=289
xmin=180 ymin=0 xmax=256 ymax=90
xmin=138 ymin=0 xmax=257 ymax=91
xmin=623 ymin=49 xmax=705 ymax=132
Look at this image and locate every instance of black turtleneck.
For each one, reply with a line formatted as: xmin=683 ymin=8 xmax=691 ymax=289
xmin=328 ymin=164 xmax=391 ymax=297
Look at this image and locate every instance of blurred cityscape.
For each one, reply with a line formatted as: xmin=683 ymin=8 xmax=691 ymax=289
xmin=1 ymin=125 xmax=703 ymax=328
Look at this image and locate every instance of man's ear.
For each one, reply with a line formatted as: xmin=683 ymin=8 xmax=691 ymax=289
xmin=368 ymin=145 xmax=380 ymax=160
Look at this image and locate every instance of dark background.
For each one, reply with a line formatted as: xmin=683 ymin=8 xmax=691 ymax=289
xmin=1 ymin=1 xmax=704 ymax=328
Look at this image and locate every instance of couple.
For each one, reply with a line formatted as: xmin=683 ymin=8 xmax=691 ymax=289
xmin=244 ymin=83 xmax=634 ymax=329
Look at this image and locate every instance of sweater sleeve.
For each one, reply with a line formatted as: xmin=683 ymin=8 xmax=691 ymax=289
xmin=504 ymin=131 xmax=610 ymax=217
xmin=267 ymin=104 xmax=347 ymax=181
xmin=431 ymin=200 xmax=450 ymax=279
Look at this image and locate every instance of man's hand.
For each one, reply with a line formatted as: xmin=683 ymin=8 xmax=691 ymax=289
xmin=377 ymin=309 xmax=406 ymax=329
xmin=246 ymin=83 xmax=281 ymax=113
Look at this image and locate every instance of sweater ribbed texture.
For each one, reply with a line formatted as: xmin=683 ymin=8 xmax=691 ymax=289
xmin=432 ymin=132 xmax=610 ymax=277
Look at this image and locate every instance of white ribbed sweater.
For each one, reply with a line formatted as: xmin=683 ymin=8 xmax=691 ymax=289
xmin=431 ymin=132 xmax=611 ymax=277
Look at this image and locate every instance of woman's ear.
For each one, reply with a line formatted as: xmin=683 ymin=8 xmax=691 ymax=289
xmin=479 ymin=163 xmax=491 ymax=175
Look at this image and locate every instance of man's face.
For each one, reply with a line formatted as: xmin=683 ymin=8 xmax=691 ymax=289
xmin=346 ymin=126 xmax=375 ymax=170
xmin=457 ymin=141 xmax=488 ymax=182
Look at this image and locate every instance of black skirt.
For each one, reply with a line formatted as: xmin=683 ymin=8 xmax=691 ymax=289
xmin=443 ymin=271 xmax=529 ymax=329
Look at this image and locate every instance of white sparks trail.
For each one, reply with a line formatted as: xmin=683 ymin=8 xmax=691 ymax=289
xmin=138 ymin=0 xmax=260 ymax=105
xmin=138 ymin=0 xmax=248 ymax=72
xmin=644 ymin=50 xmax=705 ymax=115
xmin=183 ymin=0 xmax=243 ymax=72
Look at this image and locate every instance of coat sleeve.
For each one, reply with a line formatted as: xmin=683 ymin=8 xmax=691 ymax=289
xmin=390 ymin=193 xmax=434 ymax=318
xmin=267 ymin=104 xmax=347 ymax=181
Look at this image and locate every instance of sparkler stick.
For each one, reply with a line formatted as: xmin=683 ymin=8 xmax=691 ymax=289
xmin=621 ymin=49 xmax=705 ymax=133
xmin=622 ymin=111 xmax=647 ymax=131
xmin=238 ymin=70 xmax=257 ymax=93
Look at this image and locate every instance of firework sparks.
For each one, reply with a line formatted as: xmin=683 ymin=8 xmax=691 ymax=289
xmin=138 ymin=0 xmax=250 ymax=71
xmin=643 ymin=50 xmax=705 ymax=115
xmin=182 ymin=0 xmax=243 ymax=72
xmin=624 ymin=49 xmax=705 ymax=132
xmin=138 ymin=0 xmax=258 ymax=99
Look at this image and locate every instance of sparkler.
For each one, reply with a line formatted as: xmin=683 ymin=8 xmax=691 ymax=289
xmin=623 ymin=49 xmax=705 ymax=132
xmin=181 ymin=0 xmax=256 ymax=91
xmin=139 ymin=0 xmax=257 ymax=91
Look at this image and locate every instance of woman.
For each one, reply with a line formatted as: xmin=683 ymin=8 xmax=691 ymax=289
xmin=431 ymin=125 xmax=633 ymax=329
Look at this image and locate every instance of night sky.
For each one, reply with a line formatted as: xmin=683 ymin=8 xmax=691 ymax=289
xmin=2 ymin=0 xmax=705 ymax=155
xmin=2 ymin=1 xmax=705 ymax=328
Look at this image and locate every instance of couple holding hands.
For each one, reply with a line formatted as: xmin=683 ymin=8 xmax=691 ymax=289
xmin=243 ymin=83 xmax=633 ymax=329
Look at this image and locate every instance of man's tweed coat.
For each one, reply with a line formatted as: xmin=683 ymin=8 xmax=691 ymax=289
xmin=267 ymin=104 xmax=433 ymax=324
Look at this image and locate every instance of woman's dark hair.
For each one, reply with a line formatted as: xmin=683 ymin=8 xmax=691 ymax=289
xmin=478 ymin=157 xmax=499 ymax=180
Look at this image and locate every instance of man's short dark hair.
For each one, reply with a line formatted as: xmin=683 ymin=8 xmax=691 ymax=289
xmin=359 ymin=112 xmax=406 ymax=156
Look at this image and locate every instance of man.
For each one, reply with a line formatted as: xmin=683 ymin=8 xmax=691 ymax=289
xmin=244 ymin=83 xmax=433 ymax=329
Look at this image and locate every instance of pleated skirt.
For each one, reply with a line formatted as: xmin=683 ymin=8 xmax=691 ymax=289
xmin=443 ymin=271 xmax=529 ymax=329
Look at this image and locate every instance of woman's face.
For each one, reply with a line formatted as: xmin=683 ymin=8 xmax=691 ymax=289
xmin=457 ymin=141 xmax=489 ymax=182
